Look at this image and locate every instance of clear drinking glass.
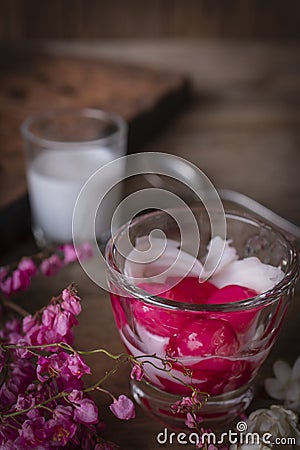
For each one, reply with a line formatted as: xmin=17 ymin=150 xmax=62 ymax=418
xmin=105 ymin=207 xmax=298 ymax=428
xmin=21 ymin=108 xmax=127 ymax=247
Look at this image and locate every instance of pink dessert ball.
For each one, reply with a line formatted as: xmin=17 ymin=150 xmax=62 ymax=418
xmin=131 ymin=278 xmax=218 ymax=337
xmin=166 ymin=318 xmax=239 ymax=359
xmin=162 ymin=276 xmax=219 ymax=303
xmin=207 ymin=284 xmax=259 ymax=333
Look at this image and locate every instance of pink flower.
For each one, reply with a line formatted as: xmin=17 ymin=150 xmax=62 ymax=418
xmin=68 ymin=390 xmax=98 ymax=424
xmin=73 ymin=398 xmax=98 ymax=425
xmin=0 ymin=268 xmax=9 ymax=295
xmin=60 ymin=244 xmax=78 ymax=264
xmin=130 ymin=364 xmax=144 ymax=381
xmin=46 ymin=405 xmax=78 ymax=447
xmin=42 ymin=304 xmax=60 ymax=328
xmin=35 ymin=326 xmax=61 ymax=347
xmin=16 ymin=394 xmax=35 ymax=410
xmin=109 ymin=395 xmax=135 ymax=420
xmin=171 ymin=396 xmax=194 ymax=413
xmin=62 ymin=288 xmax=81 ymax=316
xmin=36 ymin=352 xmax=68 ymax=382
xmin=15 ymin=339 xmax=31 ymax=359
xmin=42 ymin=305 xmax=76 ymax=339
xmin=4 ymin=318 xmax=21 ymax=333
xmin=40 ymin=254 xmax=63 ymax=276
xmin=67 ymin=353 xmax=91 ymax=378
xmin=22 ymin=315 xmax=37 ymax=333
xmin=77 ymin=242 xmax=93 ymax=260
xmin=53 ymin=405 xmax=73 ymax=421
xmin=53 ymin=310 xmax=75 ymax=337
xmin=18 ymin=258 xmax=37 ymax=277
xmin=27 ymin=407 xmax=41 ymax=420
xmin=20 ymin=417 xmax=47 ymax=446
xmin=185 ymin=412 xmax=197 ymax=429
xmin=59 ymin=242 xmax=93 ymax=263
xmin=0 ymin=267 xmax=7 ymax=282
xmin=11 ymin=269 xmax=30 ymax=293
xmin=0 ymin=349 xmax=5 ymax=373
xmin=0 ymin=382 xmax=17 ymax=406
xmin=45 ymin=417 xmax=77 ymax=446
xmin=0 ymin=276 xmax=12 ymax=296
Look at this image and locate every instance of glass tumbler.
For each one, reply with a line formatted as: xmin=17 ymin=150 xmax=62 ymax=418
xmin=105 ymin=207 xmax=298 ymax=428
xmin=21 ymin=107 xmax=127 ymax=247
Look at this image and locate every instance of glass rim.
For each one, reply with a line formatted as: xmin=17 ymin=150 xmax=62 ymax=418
xmin=21 ymin=107 xmax=127 ymax=149
xmin=105 ymin=207 xmax=299 ymax=312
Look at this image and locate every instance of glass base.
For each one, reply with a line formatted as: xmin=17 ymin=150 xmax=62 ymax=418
xmin=131 ymin=380 xmax=254 ymax=430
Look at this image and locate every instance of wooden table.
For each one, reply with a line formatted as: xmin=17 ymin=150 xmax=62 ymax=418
xmin=1 ymin=40 xmax=300 ymax=449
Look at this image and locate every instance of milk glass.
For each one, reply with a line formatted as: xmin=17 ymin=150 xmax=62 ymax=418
xmin=21 ymin=108 xmax=127 ymax=247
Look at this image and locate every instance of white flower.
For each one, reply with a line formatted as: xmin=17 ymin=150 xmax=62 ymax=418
xmin=265 ymin=356 xmax=300 ymax=412
xmin=229 ymin=405 xmax=300 ymax=450
xmin=230 ymin=444 xmax=271 ymax=450
xmin=246 ymin=405 xmax=300 ymax=446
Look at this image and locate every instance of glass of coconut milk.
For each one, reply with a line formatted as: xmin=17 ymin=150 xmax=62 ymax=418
xmin=21 ymin=108 xmax=127 ymax=247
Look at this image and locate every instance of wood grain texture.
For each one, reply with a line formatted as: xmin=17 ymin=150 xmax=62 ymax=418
xmin=0 ymin=0 xmax=300 ymax=41
xmin=44 ymin=39 xmax=300 ymax=225
xmin=8 ymin=245 xmax=300 ymax=450
xmin=0 ymin=48 xmax=189 ymax=213
xmin=0 ymin=39 xmax=300 ymax=450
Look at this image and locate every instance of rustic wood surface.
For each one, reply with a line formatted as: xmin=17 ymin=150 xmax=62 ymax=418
xmin=1 ymin=0 xmax=300 ymax=41
xmin=0 ymin=48 xmax=188 ymax=212
xmin=1 ymin=40 xmax=300 ymax=449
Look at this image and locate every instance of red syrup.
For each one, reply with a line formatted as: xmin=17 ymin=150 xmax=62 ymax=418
xmin=110 ymin=277 xmax=270 ymax=396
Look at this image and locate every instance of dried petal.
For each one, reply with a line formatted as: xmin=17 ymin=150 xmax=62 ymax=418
xmin=73 ymin=398 xmax=98 ymax=424
xmin=109 ymin=395 xmax=135 ymax=420
xmin=68 ymin=390 xmax=98 ymax=424
xmin=130 ymin=364 xmax=144 ymax=381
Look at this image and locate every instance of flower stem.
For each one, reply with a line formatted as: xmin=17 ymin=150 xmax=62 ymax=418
xmin=0 ymin=296 xmax=29 ymax=317
xmin=1 ymin=391 xmax=66 ymax=419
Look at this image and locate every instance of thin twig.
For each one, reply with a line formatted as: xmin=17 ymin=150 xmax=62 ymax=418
xmin=1 ymin=297 xmax=29 ymax=317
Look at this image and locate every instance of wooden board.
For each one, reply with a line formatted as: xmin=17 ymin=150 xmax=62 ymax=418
xmin=0 ymin=47 xmax=189 ymax=212
xmin=1 ymin=39 xmax=300 ymax=449
xmin=0 ymin=47 xmax=189 ymax=250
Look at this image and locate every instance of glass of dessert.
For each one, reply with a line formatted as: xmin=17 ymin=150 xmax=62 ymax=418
xmin=105 ymin=207 xmax=298 ymax=427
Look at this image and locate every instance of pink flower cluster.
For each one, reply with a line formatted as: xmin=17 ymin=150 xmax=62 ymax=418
xmin=170 ymin=396 xmax=230 ymax=450
xmin=0 ymin=286 xmax=134 ymax=449
xmin=0 ymin=243 xmax=93 ymax=297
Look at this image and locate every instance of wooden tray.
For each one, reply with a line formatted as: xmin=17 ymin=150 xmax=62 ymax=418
xmin=0 ymin=47 xmax=189 ymax=250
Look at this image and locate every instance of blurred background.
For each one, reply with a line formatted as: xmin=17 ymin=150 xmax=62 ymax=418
xmin=0 ymin=5 xmax=299 ymax=450
xmin=0 ymin=0 xmax=299 ymax=253
xmin=0 ymin=0 xmax=300 ymax=42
